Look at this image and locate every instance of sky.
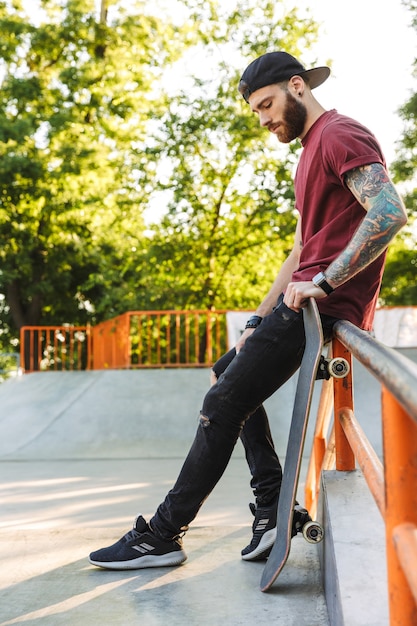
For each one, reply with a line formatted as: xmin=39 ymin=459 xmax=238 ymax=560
xmin=289 ymin=0 xmax=416 ymax=166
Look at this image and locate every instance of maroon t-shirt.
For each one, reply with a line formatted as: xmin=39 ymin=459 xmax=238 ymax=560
xmin=292 ymin=109 xmax=386 ymax=330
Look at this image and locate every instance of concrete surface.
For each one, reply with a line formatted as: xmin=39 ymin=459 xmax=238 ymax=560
xmin=0 ymin=457 xmax=328 ymax=625
xmin=0 ymin=352 xmax=390 ymax=461
xmin=0 ymin=368 xmax=301 ymax=460
xmin=319 ymin=471 xmax=388 ymax=626
xmin=0 ymin=367 xmax=333 ymax=626
xmin=1 ymin=352 xmax=414 ymax=625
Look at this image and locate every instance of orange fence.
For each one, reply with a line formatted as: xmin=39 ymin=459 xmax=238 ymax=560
xmin=20 ymin=325 xmax=92 ymax=372
xmin=20 ymin=310 xmax=233 ymax=372
xmin=305 ymin=320 xmax=417 ymax=625
xmin=91 ymin=310 xmax=231 ymax=369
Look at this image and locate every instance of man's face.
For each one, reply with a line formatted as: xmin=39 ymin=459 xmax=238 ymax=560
xmin=248 ymin=83 xmax=307 ymax=143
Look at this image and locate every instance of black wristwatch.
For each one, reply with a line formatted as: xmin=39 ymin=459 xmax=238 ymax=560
xmin=312 ymin=271 xmax=334 ymax=295
xmin=245 ymin=315 xmax=263 ymax=329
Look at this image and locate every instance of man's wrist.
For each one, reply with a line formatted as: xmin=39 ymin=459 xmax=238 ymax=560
xmin=312 ymin=271 xmax=334 ymax=295
xmin=245 ymin=315 xmax=263 ymax=329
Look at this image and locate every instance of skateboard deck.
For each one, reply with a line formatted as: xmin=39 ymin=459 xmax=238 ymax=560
xmin=260 ymin=297 xmax=324 ymax=592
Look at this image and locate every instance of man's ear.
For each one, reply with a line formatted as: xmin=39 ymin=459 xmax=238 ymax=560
xmin=289 ymin=75 xmax=304 ymax=97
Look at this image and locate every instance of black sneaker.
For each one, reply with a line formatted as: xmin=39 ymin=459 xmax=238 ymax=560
xmin=241 ymin=502 xmax=277 ymax=561
xmin=89 ymin=516 xmax=187 ymax=570
xmin=241 ymin=502 xmax=311 ymax=561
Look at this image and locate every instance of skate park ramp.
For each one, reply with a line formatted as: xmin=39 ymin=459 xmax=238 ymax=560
xmin=0 ymin=367 xmax=331 ymax=626
xmin=0 ymin=367 xmax=312 ymax=460
xmin=0 ymin=369 xmax=215 ymax=460
xmin=1 ymin=348 xmax=408 ymax=460
xmin=1 ymin=351 xmax=416 ymax=626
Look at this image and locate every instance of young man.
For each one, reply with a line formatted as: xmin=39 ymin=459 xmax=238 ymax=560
xmin=89 ymin=51 xmax=407 ymax=569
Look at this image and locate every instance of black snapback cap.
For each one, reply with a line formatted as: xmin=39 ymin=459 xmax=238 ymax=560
xmin=238 ymin=51 xmax=330 ymax=102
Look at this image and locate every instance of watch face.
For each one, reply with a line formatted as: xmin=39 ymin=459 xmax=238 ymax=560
xmin=313 ymin=273 xmax=323 ymax=286
xmin=313 ymin=273 xmax=332 ymax=295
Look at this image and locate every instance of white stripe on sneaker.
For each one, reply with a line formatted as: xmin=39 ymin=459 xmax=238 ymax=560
xmin=132 ymin=542 xmax=156 ymax=553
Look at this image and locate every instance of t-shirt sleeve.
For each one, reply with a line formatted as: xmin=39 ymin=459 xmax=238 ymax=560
xmin=320 ymin=121 xmax=385 ymax=186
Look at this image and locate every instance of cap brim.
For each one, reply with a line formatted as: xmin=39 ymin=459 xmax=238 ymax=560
xmin=300 ymin=66 xmax=330 ymax=89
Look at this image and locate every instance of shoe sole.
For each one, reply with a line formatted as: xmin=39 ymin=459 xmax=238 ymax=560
xmin=241 ymin=527 xmax=277 ymax=561
xmin=89 ymin=551 xmax=187 ymax=570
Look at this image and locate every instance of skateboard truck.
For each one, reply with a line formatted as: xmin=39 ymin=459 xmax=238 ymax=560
xmin=292 ymin=504 xmax=324 ymax=544
xmin=316 ymin=354 xmax=350 ymax=380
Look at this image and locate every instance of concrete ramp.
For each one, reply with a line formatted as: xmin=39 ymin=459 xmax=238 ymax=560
xmin=1 ymin=352 xmax=416 ymax=625
xmin=0 ymin=352 xmax=395 ymax=461
xmin=0 ymin=368 xmax=301 ymax=461
xmin=0 ymin=370 xmax=213 ymax=459
xmin=0 ymin=369 xmax=330 ymax=626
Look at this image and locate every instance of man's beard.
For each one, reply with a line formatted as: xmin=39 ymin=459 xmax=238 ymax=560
xmin=278 ymin=90 xmax=307 ymax=143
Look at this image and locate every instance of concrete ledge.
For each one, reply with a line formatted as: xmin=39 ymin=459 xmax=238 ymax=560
xmin=319 ymin=470 xmax=388 ymax=626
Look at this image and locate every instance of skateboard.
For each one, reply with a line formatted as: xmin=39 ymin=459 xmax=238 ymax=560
xmin=260 ymin=297 xmax=348 ymax=592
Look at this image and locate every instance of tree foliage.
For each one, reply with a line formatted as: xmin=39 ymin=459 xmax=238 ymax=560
xmin=106 ymin=1 xmax=324 ymax=312
xmin=9 ymin=0 xmax=417 ymax=350
xmin=380 ymin=0 xmax=417 ymax=305
xmin=0 ymin=0 xmax=326 ymax=351
xmin=0 ymin=0 xmax=195 ymax=346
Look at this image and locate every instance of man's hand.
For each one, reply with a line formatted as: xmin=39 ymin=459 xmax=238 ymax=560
xmin=284 ymin=281 xmax=327 ymax=312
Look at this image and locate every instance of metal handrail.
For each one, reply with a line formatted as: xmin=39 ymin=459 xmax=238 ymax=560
xmin=334 ymin=320 xmax=417 ymax=423
xmin=306 ymin=320 xmax=417 ymax=625
xmin=20 ymin=324 xmax=92 ymax=372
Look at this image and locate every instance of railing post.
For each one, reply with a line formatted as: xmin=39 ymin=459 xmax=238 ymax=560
xmin=382 ymin=387 xmax=417 ymax=625
xmin=86 ymin=323 xmax=92 ymax=370
xmin=123 ymin=313 xmax=131 ymax=368
xmin=305 ymin=378 xmax=334 ymax=517
xmin=332 ymin=337 xmax=355 ymax=471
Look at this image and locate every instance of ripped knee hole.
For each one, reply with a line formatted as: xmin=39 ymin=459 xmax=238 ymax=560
xmin=199 ymin=413 xmax=210 ymax=428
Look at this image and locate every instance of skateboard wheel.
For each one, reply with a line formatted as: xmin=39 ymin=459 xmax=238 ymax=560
xmin=302 ymin=521 xmax=324 ymax=543
xmin=328 ymin=357 xmax=350 ymax=378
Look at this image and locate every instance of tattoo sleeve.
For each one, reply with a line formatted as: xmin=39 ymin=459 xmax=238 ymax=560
xmin=325 ymin=163 xmax=407 ymax=287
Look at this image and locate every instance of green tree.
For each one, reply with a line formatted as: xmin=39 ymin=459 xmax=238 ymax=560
xmin=116 ymin=1 xmax=325 ymax=311
xmin=0 ymin=0 xmax=195 ymax=349
xmin=0 ymin=0 xmax=332 ymax=356
xmin=380 ymin=0 xmax=417 ymax=305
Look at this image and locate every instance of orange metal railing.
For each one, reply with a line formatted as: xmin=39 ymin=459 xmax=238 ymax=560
xmin=20 ymin=325 xmax=92 ymax=372
xmin=91 ymin=310 xmax=231 ymax=369
xmin=20 ymin=310 xmax=233 ymax=372
xmin=305 ymin=320 xmax=417 ymax=625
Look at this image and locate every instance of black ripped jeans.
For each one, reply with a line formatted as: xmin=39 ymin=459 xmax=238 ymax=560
xmin=150 ymin=295 xmax=337 ymax=540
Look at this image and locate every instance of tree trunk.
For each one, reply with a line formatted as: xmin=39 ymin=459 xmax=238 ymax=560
xmin=100 ymin=0 xmax=107 ymax=23
xmin=7 ymin=280 xmax=43 ymax=371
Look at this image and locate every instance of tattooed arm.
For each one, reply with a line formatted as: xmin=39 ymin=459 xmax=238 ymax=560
xmin=325 ymin=163 xmax=407 ymax=287
xmin=284 ymin=162 xmax=407 ymax=311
